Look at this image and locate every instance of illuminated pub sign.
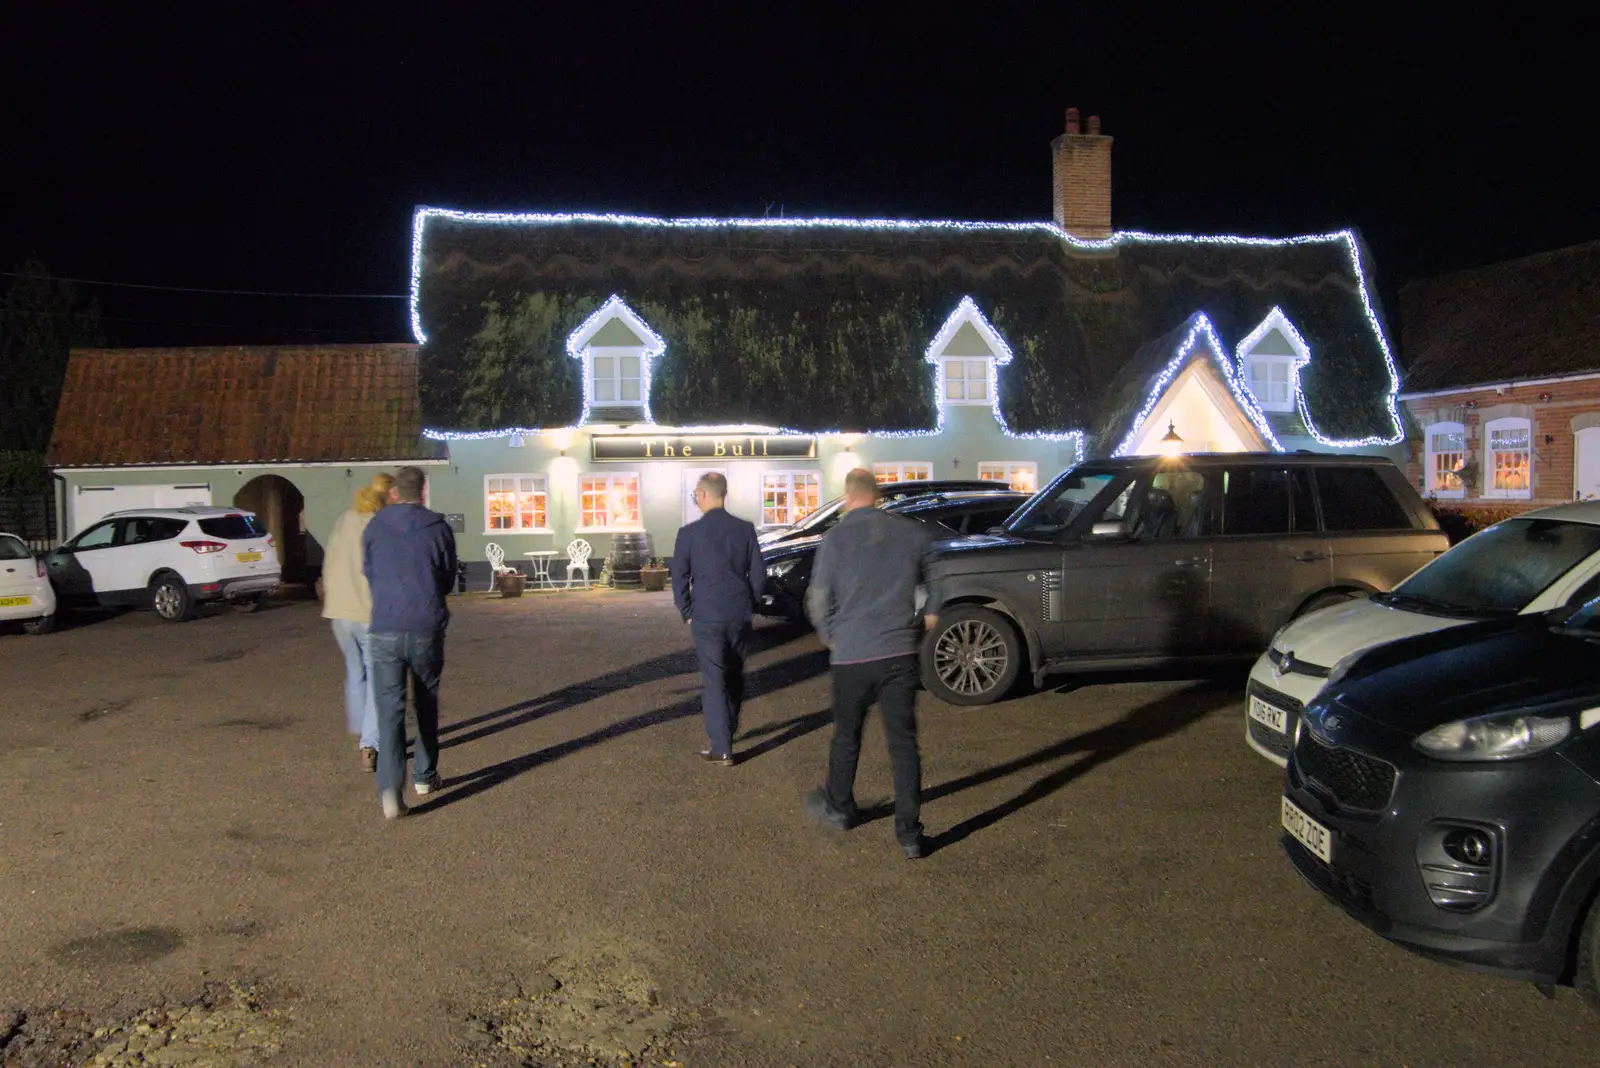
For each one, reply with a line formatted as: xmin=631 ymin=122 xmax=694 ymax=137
xmin=591 ymin=434 xmax=817 ymax=462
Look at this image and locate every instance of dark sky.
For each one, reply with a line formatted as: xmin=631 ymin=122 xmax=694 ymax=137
xmin=2 ymin=5 xmax=1592 ymax=351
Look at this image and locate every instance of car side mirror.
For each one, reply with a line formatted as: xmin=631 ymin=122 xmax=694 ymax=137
xmin=1090 ymin=520 xmax=1130 ymax=538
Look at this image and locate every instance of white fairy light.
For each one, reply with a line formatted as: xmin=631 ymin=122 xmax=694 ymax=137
xmin=563 ymin=294 xmax=667 ymax=426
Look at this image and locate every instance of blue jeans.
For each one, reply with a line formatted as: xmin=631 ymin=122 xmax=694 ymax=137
xmin=369 ymin=629 xmax=445 ymax=797
xmin=330 ymin=618 xmax=379 ymax=751
xmin=691 ymin=617 xmax=750 ymax=755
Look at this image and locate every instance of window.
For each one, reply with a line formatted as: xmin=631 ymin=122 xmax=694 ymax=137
xmin=1246 ymin=356 xmax=1296 ymax=413
xmin=118 ymin=517 xmax=187 ymax=545
xmin=1007 ymin=468 xmax=1118 ymax=539
xmin=874 ymin=462 xmax=932 ymax=485
xmin=978 ymin=462 xmax=1038 ymax=494
xmin=486 ymin=475 xmax=549 ymax=532
xmin=1392 ymin=518 xmax=1600 ymax=616
xmin=1316 ymin=467 xmax=1414 ymax=531
xmin=1485 ymin=417 xmax=1532 ymax=499
xmin=68 ymin=520 xmax=117 ymax=551
xmin=761 ymin=471 xmax=821 ymax=528
xmin=1425 ymin=422 xmax=1467 ymax=498
xmin=198 ymin=514 xmax=268 ymax=540
xmin=0 ymin=534 xmax=31 ymax=560
xmin=942 ymin=358 xmax=990 ymax=404
xmin=578 ymin=473 xmax=641 ymax=531
xmin=589 ymin=348 xmax=643 ymax=405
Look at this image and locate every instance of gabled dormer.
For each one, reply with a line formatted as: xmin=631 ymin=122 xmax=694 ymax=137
xmin=925 ymin=296 xmax=1013 ymax=409
xmin=566 ymin=295 xmax=666 ymax=425
xmin=1235 ymin=307 xmax=1311 ymax=415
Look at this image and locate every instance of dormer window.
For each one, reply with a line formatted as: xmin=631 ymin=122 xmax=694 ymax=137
xmin=565 ymin=295 xmax=666 ymax=424
xmin=925 ymin=297 xmax=1013 ymax=411
xmin=943 ymin=357 xmax=991 ymax=404
xmin=1236 ymin=308 xmax=1311 ymax=415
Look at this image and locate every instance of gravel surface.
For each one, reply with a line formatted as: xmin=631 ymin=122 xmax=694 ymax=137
xmin=2 ymin=590 xmax=1597 ymax=1066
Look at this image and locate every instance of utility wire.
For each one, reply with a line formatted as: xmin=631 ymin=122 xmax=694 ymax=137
xmin=0 ymin=270 xmax=407 ymax=299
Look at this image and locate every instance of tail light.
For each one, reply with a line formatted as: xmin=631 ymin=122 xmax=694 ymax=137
xmin=266 ymin=534 xmax=275 ymax=547
xmin=36 ymin=557 xmax=47 ymax=579
xmin=180 ymin=540 xmax=228 ymax=554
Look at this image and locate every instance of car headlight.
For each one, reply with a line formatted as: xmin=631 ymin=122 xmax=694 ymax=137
xmin=1414 ymin=711 xmax=1572 ymax=761
xmin=766 ymin=558 xmax=799 ymax=579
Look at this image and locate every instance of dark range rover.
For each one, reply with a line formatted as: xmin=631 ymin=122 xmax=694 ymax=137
xmin=920 ymin=453 xmax=1448 ymax=704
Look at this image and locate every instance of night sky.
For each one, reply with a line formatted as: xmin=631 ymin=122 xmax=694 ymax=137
xmin=2 ymin=6 xmax=1593 ymax=350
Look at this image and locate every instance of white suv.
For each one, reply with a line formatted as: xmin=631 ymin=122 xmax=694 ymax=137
xmin=44 ymin=507 xmax=281 ymax=622
xmin=1 ymin=533 xmax=58 ymax=634
xmin=1245 ymin=502 xmax=1600 ymax=766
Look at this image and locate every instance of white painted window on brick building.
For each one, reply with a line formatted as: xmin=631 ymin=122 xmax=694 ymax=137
xmin=1424 ymin=422 xmax=1467 ymax=499
xmin=978 ymin=461 xmax=1038 ymax=493
xmin=761 ymin=471 xmax=820 ymax=528
xmin=1484 ymin=417 xmax=1532 ymax=499
xmin=873 ymin=462 xmax=932 ymax=485
xmin=485 ymin=475 xmax=549 ymax=532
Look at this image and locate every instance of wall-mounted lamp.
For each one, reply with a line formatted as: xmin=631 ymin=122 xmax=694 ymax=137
xmin=1464 ymin=400 xmax=1478 ymax=409
xmin=1546 ymin=434 xmax=1555 ymax=445
xmin=1540 ymin=392 xmax=1553 ymax=403
xmin=1159 ymin=420 xmax=1184 ymax=458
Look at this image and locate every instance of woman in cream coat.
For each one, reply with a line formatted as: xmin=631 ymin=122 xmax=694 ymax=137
xmin=322 ymin=474 xmax=393 ymax=770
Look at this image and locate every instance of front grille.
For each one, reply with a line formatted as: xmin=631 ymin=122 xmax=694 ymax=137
xmin=1295 ymin=730 xmax=1396 ymax=813
xmin=1249 ymin=717 xmax=1294 ymax=759
xmin=1267 ymin=646 xmax=1330 ymax=678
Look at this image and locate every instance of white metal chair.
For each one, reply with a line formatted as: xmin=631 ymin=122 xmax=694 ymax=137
xmin=564 ymin=539 xmax=592 ymax=589
xmin=484 ymin=542 xmax=518 ymax=591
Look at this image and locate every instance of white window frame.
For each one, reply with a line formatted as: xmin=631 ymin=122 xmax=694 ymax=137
xmin=484 ymin=474 xmax=551 ymax=534
xmin=1483 ymin=417 xmax=1533 ymax=500
xmin=941 ymin=357 xmax=992 ymax=405
xmin=977 ymin=461 xmax=1038 ymax=494
xmin=873 ymin=461 xmax=933 ymax=485
xmin=1424 ymin=422 xmax=1467 ymax=500
xmin=577 ymin=472 xmax=643 ymax=532
xmin=760 ymin=470 xmax=821 ymax=529
xmin=587 ymin=345 xmax=645 ymax=407
xmin=1244 ymin=355 xmax=1297 ymax=413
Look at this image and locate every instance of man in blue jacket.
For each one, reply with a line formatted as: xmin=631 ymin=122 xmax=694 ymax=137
xmin=363 ymin=466 xmax=458 ymax=819
xmin=670 ymin=472 xmax=764 ymax=766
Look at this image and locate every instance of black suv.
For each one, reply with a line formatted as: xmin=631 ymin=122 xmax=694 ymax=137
xmin=758 ymin=480 xmax=1000 ymax=550
xmin=759 ymin=489 xmax=1029 ymax=620
xmin=920 ymin=453 xmax=1448 ymax=704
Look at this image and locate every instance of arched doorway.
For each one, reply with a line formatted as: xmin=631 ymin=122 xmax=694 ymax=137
xmin=234 ymin=475 xmax=312 ymax=584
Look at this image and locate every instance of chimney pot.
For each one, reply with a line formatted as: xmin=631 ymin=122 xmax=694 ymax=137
xmin=1087 ymin=115 xmax=1101 ymax=135
xmin=1065 ymin=107 xmax=1080 ymax=134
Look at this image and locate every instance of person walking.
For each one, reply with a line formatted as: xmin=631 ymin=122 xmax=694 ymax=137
xmin=362 ymin=466 xmax=458 ymax=819
xmin=803 ymin=467 xmax=939 ymax=859
xmin=669 ymin=471 xmax=764 ymax=766
xmin=321 ymin=473 xmax=393 ymax=771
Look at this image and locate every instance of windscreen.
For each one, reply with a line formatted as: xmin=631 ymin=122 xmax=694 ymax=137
xmin=1391 ymin=518 xmax=1600 ymax=615
xmin=198 ymin=514 xmax=268 ymax=540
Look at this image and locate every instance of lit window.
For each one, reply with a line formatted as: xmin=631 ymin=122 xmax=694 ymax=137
xmin=589 ymin=348 xmax=643 ymax=405
xmin=942 ymin=358 xmax=991 ymax=404
xmin=1485 ymin=417 xmax=1532 ymax=499
xmin=1424 ymin=423 xmax=1466 ymax=498
xmin=485 ymin=475 xmax=549 ymax=532
xmin=873 ymin=462 xmax=932 ymax=485
xmin=978 ymin=462 xmax=1038 ymax=494
xmin=762 ymin=471 xmax=821 ymax=528
xmin=1246 ymin=356 xmax=1296 ymax=413
xmin=579 ymin=473 xmax=641 ymax=530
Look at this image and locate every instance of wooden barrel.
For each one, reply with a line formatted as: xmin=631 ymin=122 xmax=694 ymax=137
xmin=609 ymin=531 xmax=653 ymax=588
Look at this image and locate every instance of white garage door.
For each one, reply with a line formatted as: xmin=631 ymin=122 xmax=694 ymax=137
xmin=72 ymin=483 xmax=212 ymax=536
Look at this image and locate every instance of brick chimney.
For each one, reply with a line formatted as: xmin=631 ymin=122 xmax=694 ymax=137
xmin=1051 ymin=107 xmax=1112 ymax=239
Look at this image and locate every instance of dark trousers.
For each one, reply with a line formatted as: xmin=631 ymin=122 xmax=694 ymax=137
xmin=826 ymin=654 xmax=923 ymax=844
xmin=369 ymin=629 xmax=445 ymax=797
xmin=691 ymin=617 xmax=750 ymax=755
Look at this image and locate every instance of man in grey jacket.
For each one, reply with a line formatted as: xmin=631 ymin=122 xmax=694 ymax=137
xmin=803 ymin=467 xmax=939 ymax=859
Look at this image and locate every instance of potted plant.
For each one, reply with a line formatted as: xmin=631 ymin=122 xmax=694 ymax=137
xmin=640 ymin=557 xmax=669 ymax=592
xmin=497 ymin=568 xmax=526 ymax=598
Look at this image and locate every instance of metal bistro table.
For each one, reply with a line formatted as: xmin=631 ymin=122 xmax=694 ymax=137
xmin=523 ymin=550 xmax=559 ymax=590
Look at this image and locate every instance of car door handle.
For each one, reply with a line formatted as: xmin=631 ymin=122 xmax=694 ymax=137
xmin=1293 ymin=551 xmax=1327 ymax=563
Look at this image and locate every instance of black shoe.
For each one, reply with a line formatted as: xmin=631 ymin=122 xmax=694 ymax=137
xmin=900 ymin=837 xmax=925 ymax=861
xmin=698 ymin=748 xmax=734 ymax=766
xmin=802 ymin=788 xmax=852 ymax=832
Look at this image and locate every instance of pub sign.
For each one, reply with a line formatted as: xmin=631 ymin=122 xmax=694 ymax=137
xmin=591 ymin=435 xmax=817 ymax=462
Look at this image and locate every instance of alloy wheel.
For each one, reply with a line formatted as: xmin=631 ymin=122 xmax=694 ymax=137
xmin=933 ymin=618 xmax=1009 ymax=697
xmin=154 ymin=583 xmax=182 ymax=619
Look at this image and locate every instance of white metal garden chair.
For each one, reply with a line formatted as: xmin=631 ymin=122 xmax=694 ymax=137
xmin=484 ymin=542 xmax=518 ymax=592
xmin=564 ymin=539 xmax=592 ymax=589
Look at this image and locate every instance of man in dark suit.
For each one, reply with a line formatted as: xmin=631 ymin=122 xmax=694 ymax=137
xmin=670 ymin=472 xmax=764 ymax=765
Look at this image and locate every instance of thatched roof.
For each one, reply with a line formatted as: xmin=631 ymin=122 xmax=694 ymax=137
xmin=411 ymin=213 xmax=1401 ymax=442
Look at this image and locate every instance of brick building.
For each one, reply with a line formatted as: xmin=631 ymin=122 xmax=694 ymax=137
xmin=1398 ymin=239 xmax=1600 ymax=520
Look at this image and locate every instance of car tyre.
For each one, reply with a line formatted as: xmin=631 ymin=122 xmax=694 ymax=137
xmin=21 ymin=613 xmax=56 ymax=635
xmin=921 ymin=605 xmax=1023 ymax=706
xmin=231 ymin=595 xmax=267 ymax=614
xmin=1575 ymin=892 xmax=1600 ymax=1012
xmin=150 ymin=573 xmax=195 ymax=622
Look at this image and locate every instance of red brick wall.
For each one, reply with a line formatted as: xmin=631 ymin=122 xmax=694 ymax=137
xmin=1402 ymin=377 xmax=1600 ymax=517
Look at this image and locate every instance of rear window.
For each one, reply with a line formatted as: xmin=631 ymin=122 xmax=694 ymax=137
xmin=0 ymin=534 xmax=31 ymax=560
xmin=1316 ymin=467 xmax=1414 ymax=532
xmin=1392 ymin=518 xmax=1600 ymax=615
xmin=198 ymin=514 xmax=268 ymax=540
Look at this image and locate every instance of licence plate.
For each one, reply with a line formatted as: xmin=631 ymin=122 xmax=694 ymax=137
xmin=1282 ymin=795 xmax=1333 ymax=863
xmin=1249 ymin=695 xmax=1289 ymax=733
xmin=0 ymin=595 xmax=30 ymax=607
xmin=236 ymin=552 xmax=262 ymax=562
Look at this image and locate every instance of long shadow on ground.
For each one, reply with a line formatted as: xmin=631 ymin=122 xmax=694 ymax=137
xmin=418 ymin=645 xmax=830 ymax=814
xmin=856 ymin=681 xmax=1237 ymax=853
